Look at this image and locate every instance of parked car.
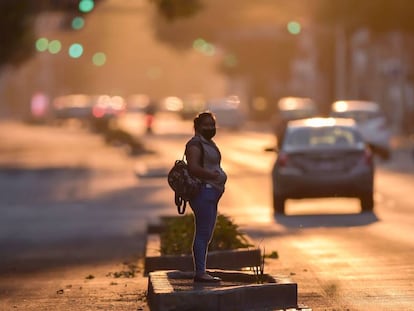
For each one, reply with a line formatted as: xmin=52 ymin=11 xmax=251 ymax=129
xmin=330 ymin=100 xmax=391 ymax=160
xmin=161 ymin=96 xmax=184 ymax=113
xmin=92 ymin=95 xmax=126 ymax=119
xmin=90 ymin=95 xmax=126 ymax=131
xmin=271 ymin=96 xmax=318 ymax=147
xmin=205 ymin=95 xmax=246 ymax=130
xmin=180 ymin=94 xmax=206 ymax=120
xmin=269 ymin=117 xmax=375 ymax=214
xmin=52 ymin=94 xmax=93 ymax=122
xmin=126 ymin=94 xmax=152 ymax=113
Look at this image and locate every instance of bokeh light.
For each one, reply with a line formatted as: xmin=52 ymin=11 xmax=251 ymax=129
xmin=68 ymin=43 xmax=84 ymax=58
xmin=35 ymin=38 xmax=49 ymax=52
xmin=48 ymin=40 xmax=62 ymax=54
xmin=79 ymin=0 xmax=95 ymax=13
xmin=72 ymin=16 xmax=85 ymax=30
xmin=193 ymin=38 xmax=216 ymax=56
xmin=223 ymin=54 xmax=238 ymax=67
xmin=252 ymin=97 xmax=268 ymax=111
xmin=287 ymin=21 xmax=301 ymax=35
xmin=193 ymin=38 xmax=206 ymax=50
xmin=92 ymin=52 xmax=106 ymax=66
xmin=203 ymin=43 xmax=215 ymax=56
xmin=146 ymin=66 xmax=162 ymax=80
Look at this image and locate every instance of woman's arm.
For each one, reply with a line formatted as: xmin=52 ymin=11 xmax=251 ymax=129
xmin=186 ymin=145 xmax=219 ymax=180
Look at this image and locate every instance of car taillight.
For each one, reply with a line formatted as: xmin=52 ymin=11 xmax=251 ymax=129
xmin=277 ymin=152 xmax=289 ymax=167
xmin=93 ymin=106 xmax=105 ymax=118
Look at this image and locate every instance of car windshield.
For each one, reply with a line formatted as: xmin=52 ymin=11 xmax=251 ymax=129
xmin=284 ymin=126 xmax=363 ymax=149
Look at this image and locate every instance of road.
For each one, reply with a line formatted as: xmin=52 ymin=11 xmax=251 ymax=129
xmin=131 ymin=114 xmax=414 ymax=310
xmin=0 ymin=116 xmax=413 ymax=310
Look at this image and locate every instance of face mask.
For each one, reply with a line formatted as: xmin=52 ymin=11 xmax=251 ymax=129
xmin=201 ymin=128 xmax=216 ymax=140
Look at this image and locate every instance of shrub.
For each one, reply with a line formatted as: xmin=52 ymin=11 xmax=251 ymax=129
xmin=160 ymin=214 xmax=253 ymax=255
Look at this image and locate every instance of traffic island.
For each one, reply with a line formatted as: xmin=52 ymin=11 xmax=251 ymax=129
xmin=147 ymin=270 xmax=298 ymax=311
xmin=144 ymin=217 xmax=262 ymax=275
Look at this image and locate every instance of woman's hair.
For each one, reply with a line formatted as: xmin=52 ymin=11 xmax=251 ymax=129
xmin=193 ymin=111 xmax=215 ymax=131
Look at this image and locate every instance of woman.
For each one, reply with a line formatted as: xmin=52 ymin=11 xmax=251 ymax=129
xmin=185 ymin=111 xmax=227 ymax=283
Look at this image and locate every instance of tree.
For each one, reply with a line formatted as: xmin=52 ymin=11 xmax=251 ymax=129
xmin=150 ymin=0 xmax=203 ymax=21
xmin=0 ymin=0 xmax=103 ymax=70
xmin=313 ymin=0 xmax=414 ymax=34
xmin=0 ymin=1 xmax=35 ymax=68
xmin=310 ymin=0 xmax=414 ymax=103
xmin=148 ymin=0 xmax=312 ymax=119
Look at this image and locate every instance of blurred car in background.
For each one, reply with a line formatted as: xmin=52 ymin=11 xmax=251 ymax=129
xmin=271 ymin=96 xmax=318 ymax=146
xmin=180 ymin=93 xmax=206 ymax=119
xmin=91 ymin=95 xmax=126 ymax=131
xmin=161 ymin=96 xmax=184 ymax=113
xmin=126 ymin=94 xmax=151 ymax=113
xmin=52 ymin=94 xmax=93 ymax=123
xmin=330 ymin=100 xmax=391 ymax=159
xmin=29 ymin=91 xmax=50 ymax=123
xmin=205 ymin=95 xmax=246 ymax=130
xmin=126 ymin=94 xmax=159 ymax=133
xmin=92 ymin=95 xmax=126 ymax=119
xmin=269 ymin=117 xmax=374 ymax=214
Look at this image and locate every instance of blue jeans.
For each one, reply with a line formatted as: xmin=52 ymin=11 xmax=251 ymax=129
xmin=189 ymin=184 xmax=222 ymax=275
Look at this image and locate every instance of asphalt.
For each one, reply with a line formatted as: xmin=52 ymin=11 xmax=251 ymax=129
xmin=0 ymin=120 xmax=412 ymax=311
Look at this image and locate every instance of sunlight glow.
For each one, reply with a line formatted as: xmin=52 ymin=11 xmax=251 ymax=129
xmin=164 ymin=96 xmax=183 ymax=112
xmin=332 ymin=101 xmax=349 ymax=112
xmin=304 ymin=118 xmax=337 ymax=127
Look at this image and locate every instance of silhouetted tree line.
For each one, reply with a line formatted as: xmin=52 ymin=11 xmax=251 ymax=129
xmin=149 ymin=0 xmax=414 ymax=116
xmin=0 ymin=0 xmax=103 ymax=69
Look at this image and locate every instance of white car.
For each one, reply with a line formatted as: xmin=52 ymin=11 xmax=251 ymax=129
xmin=206 ymin=95 xmax=246 ymax=130
xmin=271 ymin=96 xmax=319 ymax=146
xmin=330 ymin=100 xmax=391 ymax=160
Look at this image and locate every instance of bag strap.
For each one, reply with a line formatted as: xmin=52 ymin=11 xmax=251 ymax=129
xmin=175 ymin=193 xmax=187 ymax=214
xmin=176 ymin=138 xmax=204 ymax=215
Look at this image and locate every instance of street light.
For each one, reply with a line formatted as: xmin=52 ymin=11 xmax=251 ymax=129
xmin=78 ymin=0 xmax=95 ymax=13
xmin=287 ymin=21 xmax=301 ymax=35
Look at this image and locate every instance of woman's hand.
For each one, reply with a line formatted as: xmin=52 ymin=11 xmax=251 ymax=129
xmin=210 ymin=170 xmax=220 ymax=180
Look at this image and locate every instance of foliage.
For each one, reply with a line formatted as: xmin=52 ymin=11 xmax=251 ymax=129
xmin=0 ymin=0 xmax=103 ymax=69
xmin=0 ymin=1 xmax=35 ymax=68
xmin=150 ymin=0 xmax=203 ymax=21
xmin=312 ymin=0 xmax=414 ymax=33
xmin=265 ymin=251 xmax=279 ymax=259
xmin=251 ymin=246 xmax=266 ymax=284
xmin=160 ymin=214 xmax=253 ymax=255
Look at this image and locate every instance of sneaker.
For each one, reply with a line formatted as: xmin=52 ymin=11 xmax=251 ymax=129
xmin=193 ymin=273 xmax=221 ymax=283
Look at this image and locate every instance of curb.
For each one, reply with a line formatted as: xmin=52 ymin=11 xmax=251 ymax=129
xmin=143 ymin=220 xmax=301 ymax=310
xmin=147 ymin=270 xmax=298 ymax=311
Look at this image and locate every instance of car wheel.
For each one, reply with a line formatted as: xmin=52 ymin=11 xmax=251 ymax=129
xmin=360 ymin=194 xmax=374 ymax=212
xmin=273 ymin=194 xmax=285 ymax=214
